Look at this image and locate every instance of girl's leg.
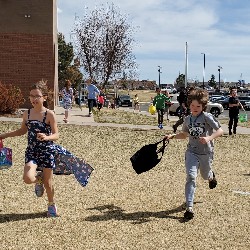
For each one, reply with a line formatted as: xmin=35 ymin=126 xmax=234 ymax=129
xmin=43 ymin=168 xmax=58 ymax=217
xmin=64 ymin=109 xmax=69 ymax=120
xmin=24 ymin=162 xmax=44 ymax=197
xmin=43 ymin=168 xmax=54 ymax=203
xmin=23 ymin=162 xmax=38 ymax=184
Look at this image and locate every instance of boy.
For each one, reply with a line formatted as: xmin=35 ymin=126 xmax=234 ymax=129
xmin=153 ymin=87 xmax=169 ymax=129
xmin=165 ymin=89 xmax=223 ymax=220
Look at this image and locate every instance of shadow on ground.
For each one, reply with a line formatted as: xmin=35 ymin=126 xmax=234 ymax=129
xmin=84 ymin=203 xmax=187 ymax=224
xmin=0 ymin=212 xmax=47 ymax=223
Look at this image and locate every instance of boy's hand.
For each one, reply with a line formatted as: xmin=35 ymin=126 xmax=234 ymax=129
xmin=199 ymin=136 xmax=210 ymax=144
xmin=164 ymin=134 xmax=176 ymax=140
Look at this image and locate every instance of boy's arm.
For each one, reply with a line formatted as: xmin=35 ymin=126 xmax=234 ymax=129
xmin=165 ymin=131 xmax=189 ymax=140
xmin=208 ymin=127 xmax=223 ymax=141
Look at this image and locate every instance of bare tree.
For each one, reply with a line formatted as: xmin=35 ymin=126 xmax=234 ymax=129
xmin=73 ymin=3 xmax=138 ymax=86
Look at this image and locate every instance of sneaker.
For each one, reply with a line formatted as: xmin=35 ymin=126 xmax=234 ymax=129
xmin=159 ymin=124 xmax=163 ymax=129
xmin=209 ymin=172 xmax=217 ymax=189
xmin=35 ymin=172 xmax=44 ymax=197
xmin=47 ymin=204 xmax=58 ymax=217
xmin=184 ymin=207 xmax=194 ymax=220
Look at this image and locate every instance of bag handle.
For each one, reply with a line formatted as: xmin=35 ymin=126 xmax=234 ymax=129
xmin=156 ymin=138 xmax=169 ymax=157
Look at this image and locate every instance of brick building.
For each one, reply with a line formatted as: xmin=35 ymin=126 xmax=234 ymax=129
xmin=0 ymin=0 xmax=58 ymax=109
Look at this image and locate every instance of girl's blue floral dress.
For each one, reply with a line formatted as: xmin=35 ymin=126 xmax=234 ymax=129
xmin=61 ymin=87 xmax=73 ymax=110
xmin=25 ymin=109 xmax=93 ymax=187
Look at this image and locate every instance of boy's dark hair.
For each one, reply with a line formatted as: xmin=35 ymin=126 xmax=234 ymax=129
xmin=187 ymin=89 xmax=209 ymax=111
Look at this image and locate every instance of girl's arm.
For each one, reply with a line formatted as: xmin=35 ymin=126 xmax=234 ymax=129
xmin=47 ymin=110 xmax=59 ymax=141
xmin=0 ymin=112 xmax=28 ymax=139
xmin=37 ymin=110 xmax=59 ymax=141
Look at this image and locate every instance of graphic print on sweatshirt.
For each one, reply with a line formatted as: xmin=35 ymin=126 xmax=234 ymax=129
xmin=188 ymin=122 xmax=205 ymax=138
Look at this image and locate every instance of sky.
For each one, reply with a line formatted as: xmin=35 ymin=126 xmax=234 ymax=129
xmin=57 ymin=0 xmax=250 ymax=84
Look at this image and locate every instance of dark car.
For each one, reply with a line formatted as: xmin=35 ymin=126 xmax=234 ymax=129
xmin=238 ymin=96 xmax=250 ymax=109
xmin=213 ymin=96 xmax=230 ymax=109
xmin=118 ymin=95 xmax=133 ymax=107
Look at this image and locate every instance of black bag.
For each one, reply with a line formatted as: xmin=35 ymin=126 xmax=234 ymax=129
xmin=130 ymin=139 xmax=169 ymax=174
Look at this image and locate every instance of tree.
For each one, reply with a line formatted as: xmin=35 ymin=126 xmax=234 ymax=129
xmin=208 ymin=74 xmax=216 ymax=88
xmin=58 ymin=33 xmax=83 ymax=90
xmin=175 ymin=74 xmax=185 ymax=88
xmin=73 ymin=3 xmax=138 ymax=86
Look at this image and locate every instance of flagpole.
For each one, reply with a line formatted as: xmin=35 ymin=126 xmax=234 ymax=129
xmin=185 ymin=42 xmax=188 ymax=88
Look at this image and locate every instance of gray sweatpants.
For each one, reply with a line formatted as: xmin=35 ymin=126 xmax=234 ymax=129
xmin=185 ymin=150 xmax=214 ymax=208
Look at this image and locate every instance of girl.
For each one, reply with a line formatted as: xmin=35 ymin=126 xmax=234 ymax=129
xmin=0 ymin=81 xmax=93 ymax=217
xmin=165 ymin=89 xmax=223 ymax=220
xmin=162 ymin=90 xmax=171 ymax=121
xmin=61 ymin=80 xmax=74 ymax=123
xmin=133 ymin=94 xmax=140 ymax=112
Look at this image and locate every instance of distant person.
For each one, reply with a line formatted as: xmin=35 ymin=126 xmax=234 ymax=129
xmin=74 ymin=88 xmax=80 ymax=106
xmin=228 ymin=88 xmax=244 ymax=135
xmin=133 ymin=94 xmax=140 ymax=112
xmin=153 ymin=87 xmax=169 ymax=129
xmin=172 ymin=87 xmax=194 ymax=133
xmin=97 ymin=95 xmax=104 ymax=111
xmin=162 ymin=90 xmax=172 ymax=121
xmin=86 ymin=80 xmax=100 ymax=116
xmin=99 ymin=89 xmax=107 ymax=107
xmin=61 ymin=80 xmax=74 ymax=123
xmin=164 ymin=89 xmax=223 ymax=220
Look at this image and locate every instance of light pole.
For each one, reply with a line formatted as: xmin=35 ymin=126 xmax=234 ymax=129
xmin=218 ymin=66 xmax=223 ymax=91
xmin=158 ymin=66 xmax=162 ymax=88
xmin=201 ymin=53 xmax=205 ymax=89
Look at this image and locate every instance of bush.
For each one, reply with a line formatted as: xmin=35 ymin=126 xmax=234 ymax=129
xmin=0 ymin=82 xmax=25 ymax=114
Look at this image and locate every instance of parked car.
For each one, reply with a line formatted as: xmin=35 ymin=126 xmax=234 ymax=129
xmin=161 ymin=87 xmax=177 ymax=94
xmin=211 ymin=96 xmax=230 ymax=110
xmin=169 ymin=99 xmax=224 ymax=117
xmin=238 ymin=96 xmax=250 ymax=109
xmin=118 ymin=95 xmax=133 ymax=107
xmin=244 ymin=101 xmax=250 ymax=110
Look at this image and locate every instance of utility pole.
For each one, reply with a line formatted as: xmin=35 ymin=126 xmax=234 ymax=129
xmin=201 ymin=53 xmax=205 ymax=89
xmin=218 ymin=66 xmax=223 ymax=91
xmin=158 ymin=66 xmax=162 ymax=88
xmin=185 ymin=42 xmax=188 ymax=88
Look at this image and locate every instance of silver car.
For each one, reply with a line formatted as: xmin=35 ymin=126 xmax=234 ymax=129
xmin=169 ymin=98 xmax=224 ymax=117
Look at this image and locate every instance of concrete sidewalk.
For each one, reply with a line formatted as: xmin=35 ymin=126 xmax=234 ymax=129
xmin=1 ymin=105 xmax=250 ymax=134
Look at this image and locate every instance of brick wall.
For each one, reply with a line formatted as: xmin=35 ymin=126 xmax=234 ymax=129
xmin=0 ymin=0 xmax=58 ymax=109
xmin=0 ymin=33 xmax=55 ymax=108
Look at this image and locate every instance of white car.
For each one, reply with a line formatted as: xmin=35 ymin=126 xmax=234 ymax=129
xmin=245 ymin=101 xmax=250 ymax=110
xmin=161 ymin=87 xmax=177 ymax=94
xmin=169 ymin=100 xmax=224 ymax=117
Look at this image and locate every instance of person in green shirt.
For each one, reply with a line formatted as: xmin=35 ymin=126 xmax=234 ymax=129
xmin=153 ymin=87 xmax=169 ymax=129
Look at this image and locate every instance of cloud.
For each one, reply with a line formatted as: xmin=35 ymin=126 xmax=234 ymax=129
xmin=57 ymin=0 xmax=250 ymax=83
